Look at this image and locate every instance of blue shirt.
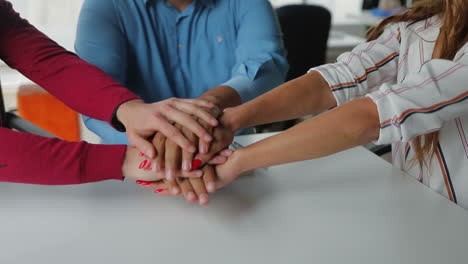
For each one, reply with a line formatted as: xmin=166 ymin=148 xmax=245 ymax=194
xmin=75 ymin=0 xmax=288 ymax=144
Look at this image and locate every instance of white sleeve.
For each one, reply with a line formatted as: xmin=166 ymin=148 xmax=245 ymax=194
xmin=367 ymin=43 xmax=468 ymax=144
xmin=310 ymin=23 xmax=401 ymax=106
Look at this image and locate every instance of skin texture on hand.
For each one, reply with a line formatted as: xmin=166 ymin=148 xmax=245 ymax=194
xmin=121 ymin=146 xmax=204 ymax=182
xmin=137 ymin=149 xmax=242 ymax=205
xmin=116 ymin=98 xmax=218 ymax=159
xmin=139 ymin=118 xmax=235 ymax=205
xmin=135 ymin=85 xmax=241 ymax=204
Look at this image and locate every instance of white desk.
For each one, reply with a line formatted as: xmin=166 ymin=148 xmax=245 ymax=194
xmin=328 ymin=30 xmax=365 ymax=49
xmin=1 ymin=133 xmax=467 ymax=264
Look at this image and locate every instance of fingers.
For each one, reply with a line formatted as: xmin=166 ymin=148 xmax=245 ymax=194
xmin=160 ymin=105 xmax=213 ymax=143
xmin=196 ymin=126 xmax=234 ymax=163
xmin=198 ymin=118 xmax=213 ymax=155
xmin=183 ymin=98 xmax=216 ymax=109
xmin=176 ymin=178 xmax=197 ymax=203
xmin=208 ymin=149 xmax=234 ymax=164
xmin=166 ymin=180 xmax=181 ymax=195
xmin=188 ymin=178 xmax=209 ymax=206
xmin=128 ymin=133 xmax=157 ymax=159
xmin=154 ymin=116 xmax=197 ymax=153
xmin=181 ymin=126 xmax=196 ymax=172
xmin=165 ymin=136 xmax=181 ymax=182
xmin=220 ymin=149 xmax=234 ymax=157
xmin=152 ymin=133 xmax=166 ymax=172
xmin=202 ymin=165 xmax=217 ymax=193
xmin=136 ymin=180 xmax=167 ymax=192
xmin=208 ymin=155 xmax=227 ymax=165
xmin=172 ymin=100 xmax=219 ymax=126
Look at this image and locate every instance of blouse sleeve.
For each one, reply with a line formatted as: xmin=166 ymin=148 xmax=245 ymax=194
xmin=367 ymin=43 xmax=468 ymax=144
xmin=0 ymin=0 xmax=139 ymax=127
xmin=310 ymin=23 xmax=401 ymax=106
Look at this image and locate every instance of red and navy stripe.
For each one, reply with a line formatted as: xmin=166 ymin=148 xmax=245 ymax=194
xmin=330 ymin=52 xmax=399 ymax=92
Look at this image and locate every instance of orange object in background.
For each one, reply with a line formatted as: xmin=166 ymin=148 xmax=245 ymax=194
xmin=17 ymin=85 xmax=80 ymax=142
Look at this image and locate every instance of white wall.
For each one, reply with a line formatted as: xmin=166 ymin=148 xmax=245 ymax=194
xmin=8 ymin=0 xmax=84 ymax=25
xmin=8 ymin=0 xmax=363 ymax=26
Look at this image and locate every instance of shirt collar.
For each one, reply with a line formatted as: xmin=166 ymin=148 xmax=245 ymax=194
xmin=414 ymin=16 xmax=442 ymax=42
xmin=144 ymin=0 xmax=215 ymax=8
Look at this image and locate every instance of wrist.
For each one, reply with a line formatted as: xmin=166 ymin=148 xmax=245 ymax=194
xmin=115 ymin=99 xmax=144 ymax=130
xmin=221 ymin=105 xmax=250 ymax=132
xmin=199 ymin=86 xmax=241 ymax=110
xmin=231 ymin=148 xmax=250 ymax=174
xmin=121 ymin=146 xmax=135 ymax=179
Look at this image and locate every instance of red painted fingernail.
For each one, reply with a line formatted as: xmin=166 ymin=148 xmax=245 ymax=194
xmin=138 ymin=152 xmax=145 ymax=157
xmin=138 ymin=160 xmax=149 ymax=169
xmin=155 ymin=189 xmax=164 ymax=193
xmin=192 ymin=159 xmax=202 ymax=170
xmin=136 ymin=180 xmax=152 ymax=186
xmin=145 ymin=162 xmax=153 ymax=171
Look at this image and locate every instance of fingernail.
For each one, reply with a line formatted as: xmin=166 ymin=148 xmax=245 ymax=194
xmin=192 ymin=159 xmax=202 ymax=170
xmin=155 ymin=189 xmax=164 ymax=193
xmin=199 ymin=194 xmax=209 ymax=205
xmin=222 ymin=149 xmax=234 ymax=156
xmin=210 ymin=119 xmax=218 ymax=126
xmin=207 ymin=182 xmax=216 ymax=193
xmin=172 ymin=187 xmax=180 ymax=195
xmin=145 ymin=162 xmax=153 ymax=171
xmin=138 ymin=160 xmax=149 ymax=169
xmin=187 ymin=192 xmax=196 ymax=201
xmin=138 ymin=152 xmax=145 ymax=157
xmin=136 ymin=180 xmax=152 ymax=186
xmin=166 ymin=170 xmax=175 ymax=181
xmin=215 ymin=156 xmax=226 ymax=163
xmin=182 ymin=160 xmax=191 ymax=171
xmin=204 ymin=135 xmax=213 ymax=142
xmin=201 ymin=144 xmax=208 ymax=154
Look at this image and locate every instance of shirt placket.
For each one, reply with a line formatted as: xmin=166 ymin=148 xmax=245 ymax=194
xmin=173 ymin=5 xmax=195 ymax=98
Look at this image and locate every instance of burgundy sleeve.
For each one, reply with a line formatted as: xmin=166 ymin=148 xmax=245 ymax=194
xmin=0 ymin=128 xmax=126 ymax=185
xmin=0 ymin=0 xmax=140 ymax=126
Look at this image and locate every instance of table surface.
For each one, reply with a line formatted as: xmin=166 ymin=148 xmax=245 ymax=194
xmin=1 ymin=133 xmax=467 ymax=264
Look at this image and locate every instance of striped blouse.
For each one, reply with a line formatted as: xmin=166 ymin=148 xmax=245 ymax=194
xmin=311 ymin=16 xmax=468 ymax=209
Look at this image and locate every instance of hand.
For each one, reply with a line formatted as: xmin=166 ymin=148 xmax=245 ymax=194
xmin=192 ymin=115 xmax=236 ymax=167
xmin=122 ymin=146 xmax=203 ymax=182
xmin=116 ymin=99 xmax=219 ymax=159
xmin=152 ymin=107 xmax=230 ymax=181
xmin=213 ymin=150 xmax=244 ymax=189
xmin=137 ymin=149 xmax=238 ymax=204
xmin=137 ymin=165 xmax=217 ymax=206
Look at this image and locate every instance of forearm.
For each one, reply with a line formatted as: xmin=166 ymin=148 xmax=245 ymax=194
xmin=227 ymin=71 xmax=336 ymax=131
xmin=0 ymin=1 xmax=138 ymax=125
xmin=0 ymin=128 xmax=126 ymax=185
xmin=233 ymin=97 xmax=380 ymax=173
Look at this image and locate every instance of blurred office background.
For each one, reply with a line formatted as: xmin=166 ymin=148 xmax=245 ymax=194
xmin=0 ymin=0 xmax=407 ymax=146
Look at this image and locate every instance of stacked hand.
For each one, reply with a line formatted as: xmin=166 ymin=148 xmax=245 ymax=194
xmin=117 ymin=88 xmax=245 ymax=205
xmin=136 ymin=112 xmax=237 ymax=205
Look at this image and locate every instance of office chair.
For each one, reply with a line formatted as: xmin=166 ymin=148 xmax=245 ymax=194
xmin=0 ymin=78 xmax=55 ymax=137
xmin=277 ymin=4 xmax=331 ymax=81
xmin=255 ymin=4 xmax=331 ymax=133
